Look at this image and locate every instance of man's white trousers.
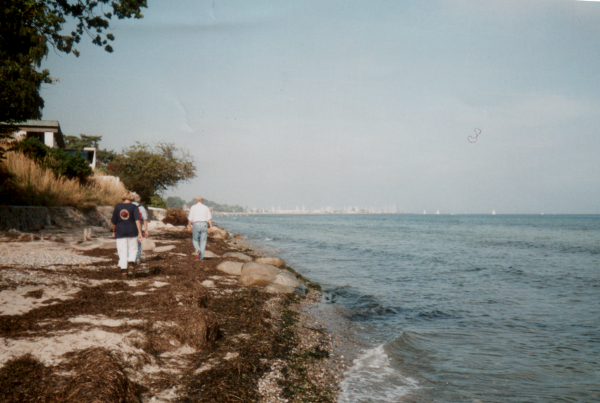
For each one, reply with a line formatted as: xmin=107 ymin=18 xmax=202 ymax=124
xmin=116 ymin=237 xmax=138 ymax=268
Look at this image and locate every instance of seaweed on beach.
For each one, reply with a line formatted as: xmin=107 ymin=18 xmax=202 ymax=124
xmin=0 ymin=348 xmax=145 ymax=403
xmin=0 ymin=354 xmax=56 ymax=403
xmin=0 ymin=229 xmax=339 ymax=402
xmin=55 ymin=348 xmax=144 ymax=403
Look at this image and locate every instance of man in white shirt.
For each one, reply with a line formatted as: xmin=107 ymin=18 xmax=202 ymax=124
xmin=187 ymin=197 xmax=214 ymax=260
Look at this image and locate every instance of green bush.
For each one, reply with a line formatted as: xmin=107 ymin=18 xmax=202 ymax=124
xmin=11 ymin=137 xmax=92 ymax=182
xmin=147 ymin=195 xmax=167 ymax=208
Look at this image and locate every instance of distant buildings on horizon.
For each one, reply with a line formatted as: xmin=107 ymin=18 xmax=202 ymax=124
xmin=246 ymin=204 xmax=402 ymax=214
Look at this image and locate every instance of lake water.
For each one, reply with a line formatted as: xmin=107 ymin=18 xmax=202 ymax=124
xmin=217 ymin=214 xmax=600 ymax=403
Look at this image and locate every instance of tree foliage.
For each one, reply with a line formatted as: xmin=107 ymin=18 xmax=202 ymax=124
xmin=108 ymin=142 xmax=196 ymax=203
xmin=183 ymin=197 xmax=244 ymax=212
xmin=64 ymin=134 xmax=117 ymax=167
xmin=64 ymin=134 xmax=102 ymax=150
xmin=0 ymin=0 xmax=147 ymax=124
xmin=202 ymin=199 xmax=245 ymax=213
xmin=166 ymin=196 xmax=186 ymax=209
xmin=148 ymin=195 xmax=167 ymax=209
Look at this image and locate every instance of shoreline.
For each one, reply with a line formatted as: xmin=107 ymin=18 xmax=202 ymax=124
xmin=0 ymin=221 xmax=348 ymax=402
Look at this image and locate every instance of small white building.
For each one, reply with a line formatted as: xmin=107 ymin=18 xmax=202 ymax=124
xmin=11 ymin=120 xmax=97 ymax=169
xmin=12 ymin=120 xmax=65 ymax=149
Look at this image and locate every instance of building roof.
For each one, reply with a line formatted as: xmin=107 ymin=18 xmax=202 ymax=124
xmin=18 ymin=120 xmax=62 ymax=130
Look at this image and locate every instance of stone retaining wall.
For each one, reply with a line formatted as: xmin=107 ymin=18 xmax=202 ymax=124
xmin=0 ymin=206 xmax=113 ymax=231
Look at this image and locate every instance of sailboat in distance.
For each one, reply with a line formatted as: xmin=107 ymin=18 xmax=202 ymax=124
xmin=436 ymin=209 xmax=440 ymax=215
xmin=492 ymin=210 xmax=496 ymax=215
xmin=423 ymin=210 xmax=427 ymax=215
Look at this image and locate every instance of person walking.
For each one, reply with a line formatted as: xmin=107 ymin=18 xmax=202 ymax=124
xmin=111 ymin=192 xmax=143 ymax=276
xmin=133 ymin=193 xmax=149 ymax=264
xmin=187 ymin=196 xmax=214 ymax=260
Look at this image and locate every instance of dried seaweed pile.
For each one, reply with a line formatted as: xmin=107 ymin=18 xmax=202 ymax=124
xmin=0 ymin=228 xmax=340 ymax=402
xmin=0 ymin=348 xmax=143 ymax=403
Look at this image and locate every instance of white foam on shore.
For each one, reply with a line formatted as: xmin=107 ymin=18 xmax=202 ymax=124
xmin=338 ymin=345 xmax=418 ymax=402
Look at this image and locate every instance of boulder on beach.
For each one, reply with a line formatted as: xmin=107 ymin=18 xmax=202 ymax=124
xmin=209 ymin=230 xmax=224 ymax=240
xmin=147 ymin=220 xmax=166 ymax=231
xmin=264 ymin=281 xmax=306 ymax=296
xmin=204 ymin=250 xmax=220 ymax=259
xmin=255 ymin=257 xmax=286 ymax=268
xmin=265 ymin=271 xmax=306 ymax=295
xmin=141 ymin=238 xmax=156 ymax=251
xmin=214 ymin=227 xmax=228 ymax=238
xmin=234 ymin=234 xmax=243 ymax=239
xmin=222 ymin=252 xmax=252 ymax=262
xmin=154 ymin=245 xmax=176 ymax=253
xmin=217 ymin=261 xmax=243 ymax=276
xmin=239 ymin=262 xmax=281 ymax=287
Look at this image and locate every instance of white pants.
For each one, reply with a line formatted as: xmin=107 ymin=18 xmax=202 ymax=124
xmin=116 ymin=237 xmax=138 ymax=269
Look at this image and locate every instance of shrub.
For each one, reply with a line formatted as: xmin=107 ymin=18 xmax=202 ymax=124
xmin=162 ymin=207 xmax=188 ymax=225
xmin=11 ymin=137 xmax=92 ymax=182
xmin=147 ymin=195 xmax=167 ymax=208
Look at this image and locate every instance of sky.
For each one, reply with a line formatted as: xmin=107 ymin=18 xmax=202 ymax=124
xmin=40 ymin=0 xmax=600 ymax=214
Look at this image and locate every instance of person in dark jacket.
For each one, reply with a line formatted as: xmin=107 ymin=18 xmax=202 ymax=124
xmin=111 ymin=192 xmax=143 ymax=276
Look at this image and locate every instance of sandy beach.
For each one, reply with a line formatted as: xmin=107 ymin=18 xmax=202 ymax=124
xmin=0 ymin=222 xmax=348 ymax=402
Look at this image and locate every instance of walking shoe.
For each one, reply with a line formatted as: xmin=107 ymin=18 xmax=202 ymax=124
xmin=127 ymin=262 xmax=135 ymax=277
xmin=193 ymin=249 xmax=200 ymax=259
xmin=120 ymin=268 xmax=128 ymax=277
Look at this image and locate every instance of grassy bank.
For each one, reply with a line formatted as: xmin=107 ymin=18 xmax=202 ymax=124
xmin=1 ymin=151 xmax=126 ymax=208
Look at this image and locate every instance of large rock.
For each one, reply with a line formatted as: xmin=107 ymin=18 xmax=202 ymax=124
xmin=209 ymin=230 xmax=224 ymax=240
xmin=264 ymin=282 xmax=306 ymax=296
xmin=147 ymin=220 xmax=166 ymax=231
xmin=204 ymin=250 xmax=220 ymax=259
xmin=255 ymin=257 xmax=286 ymax=268
xmin=264 ymin=271 xmax=306 ymax=295
xmin=154 ymin=245 xmax=176 ymax=253
xmin=239 ymin=262 xmax=281 ymax=287
xmin=214 ymin=227 xmax=228 ymax=238
xmin=222 ymin=252 xmax=252 ymax=262
xmin=217 ymin=261 xmax=243 ymax=276
xmin=141 ymin=238 xmax=156 ymax=251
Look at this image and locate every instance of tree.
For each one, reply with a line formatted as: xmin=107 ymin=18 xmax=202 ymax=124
xmin=108 ymin=142 xmax=196 ymax=203
xmin=0 ymin=0 xmax=147 ymax=125
xmin=166 ymin=196 xmax=186 ymax=209
xmin=189 ymin=198 xmax=245 ymax=213
xmin=64 ymin=134 xmax=102 ymax=149
xmin=64 ymin=134 xmax=117 ymax=168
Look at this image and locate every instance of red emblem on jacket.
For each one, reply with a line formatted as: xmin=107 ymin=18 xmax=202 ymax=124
xmin=120 ymin=209 xmax=130 ymax=220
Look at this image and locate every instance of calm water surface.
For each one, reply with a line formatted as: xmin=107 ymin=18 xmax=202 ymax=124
xmin=217 ymin=214 xmax=600 ymax=403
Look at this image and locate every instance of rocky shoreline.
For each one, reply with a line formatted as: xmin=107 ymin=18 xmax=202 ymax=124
xmin=0 ymin=221 xmax=348 ymax=402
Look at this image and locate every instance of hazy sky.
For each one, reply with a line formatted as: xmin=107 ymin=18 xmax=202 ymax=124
xmin=40 ymin=0 xmax=600 ymax=213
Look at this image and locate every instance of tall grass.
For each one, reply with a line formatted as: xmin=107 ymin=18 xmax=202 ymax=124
xmin=1 ymin=151 xmax=126 ymax=208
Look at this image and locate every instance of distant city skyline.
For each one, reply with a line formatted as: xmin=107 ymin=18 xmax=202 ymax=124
xmin=40 ymin=0 xmax=600 ymax=214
